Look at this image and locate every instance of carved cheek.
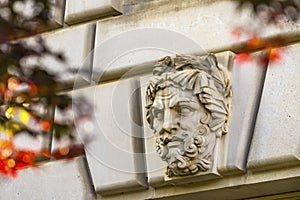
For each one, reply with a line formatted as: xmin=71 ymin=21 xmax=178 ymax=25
xmin=152 ymin=118 xmax=163 ymax=135
xmin=179 ymin=111 xmax=202 ymax=131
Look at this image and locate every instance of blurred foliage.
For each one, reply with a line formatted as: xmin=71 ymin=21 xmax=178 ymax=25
xmin=0 ymin=0 xmax=90 ymax=177
xmin=0 ymin=0 xmax=54 ymax=42
xmin=234 ymin=0 xmax=300 ymax=66
xmin=238 ymin=0 xmax=300 ymax=23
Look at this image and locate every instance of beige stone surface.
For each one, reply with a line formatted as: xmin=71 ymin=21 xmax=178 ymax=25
xmin=140 ymin=51 xmax=267 ymax=187
xmin=92 ymin=28 xmax=205 ymax=83
xmin=0 ymin=157 xmax=95 ymax=200
xmin=96 ymin=165 xmax=300 ymax=200
xmin=65 ymin=0 xmax=120 ymax=24
xmin=247 ymin=44 xmax=300 ymax=171
xmin=141 ymin=52 xmax=257 ymax=187
xmin=30 ymin=0 xmax=65 ymax=29
xmin=218 ymin=51 xmax=267 ymax=175
xmin=246 ymin=191 xmax=300 ymax=200
xmin=140 ymin=74 xmax=166 ymax=186
xmin=115 ymin=0 xmax=156 ymax=14
xmin=72 ymin=79 xmax=147 ymax=195
xmin=24 ymin=23 xmax=95 ymax=84
xmin=92 ymin=0 xmax=300 ymax=83
xmin=49 ymin=0 xmax=66 ymax=27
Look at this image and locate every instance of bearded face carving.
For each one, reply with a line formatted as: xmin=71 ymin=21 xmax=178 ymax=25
xmin=145 ymin=54 xmax=232 ymax=177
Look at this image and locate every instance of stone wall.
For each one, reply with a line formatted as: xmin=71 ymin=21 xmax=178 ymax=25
xmin=1 ymin=0 xmax=300 ymax=199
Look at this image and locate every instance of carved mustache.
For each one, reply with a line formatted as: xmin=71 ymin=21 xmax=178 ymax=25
xmin=159 ymin=136 xmax=172 ymax=145
xmin=157 ymin=131 xmax=187 ymax=145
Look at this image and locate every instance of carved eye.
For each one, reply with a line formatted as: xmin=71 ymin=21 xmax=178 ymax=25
xmin=152 ymin=109 xmax=164 ymax=120
xmin=179 ymin=105 xmax=194 ymax=116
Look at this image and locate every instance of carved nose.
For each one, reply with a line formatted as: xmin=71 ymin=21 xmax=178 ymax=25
xmin=160 ymin=109 xmax=178 ymax=135
xmin=159 ymin=121 xmax=178 ymax=145
xmin=159 ymin=135 xmax=172 ymax=145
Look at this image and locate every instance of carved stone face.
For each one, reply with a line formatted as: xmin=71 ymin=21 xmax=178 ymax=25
xmin=145 ymin=54 xmax=231 ymax=177
xmin=151 ymin=86 xmax=203 ymax=144
xmin=151 ymin=86 xmax=215 ymax=176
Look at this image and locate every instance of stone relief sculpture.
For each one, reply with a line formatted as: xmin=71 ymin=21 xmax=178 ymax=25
xmin=145 ymin=54 xmax=232 ymax=177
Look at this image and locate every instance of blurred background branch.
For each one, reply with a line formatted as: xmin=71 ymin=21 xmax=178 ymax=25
xmin=0 ymin=0 xmax=90 ymax=177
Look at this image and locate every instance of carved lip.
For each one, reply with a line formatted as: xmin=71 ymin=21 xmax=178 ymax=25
xmin=159 ymin=134 xmax=184 ymax=146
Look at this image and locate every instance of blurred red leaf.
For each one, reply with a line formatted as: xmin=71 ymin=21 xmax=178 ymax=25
xmin=269 ymin=48 xmax=285 ymax=63
xmin=234 ymin=53 xmax=252 ymax=66
xmin=247 ymin=36 xmax=264 ymax=49
xmin=231 ymin=27 xmax=243 ymax=40
xmin=41 ymin=120 xmax=52 ymax=132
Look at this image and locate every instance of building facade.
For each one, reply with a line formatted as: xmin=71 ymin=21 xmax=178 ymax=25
xmin=1 ymin=0 xmax=300 ymax=199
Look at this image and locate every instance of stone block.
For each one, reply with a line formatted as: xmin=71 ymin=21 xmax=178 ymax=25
xmin=113 ymin=0 xmax=156 ymax=14
xmin=65 ymin=0 xmax=120 ymax=25
xmin=51 ymin=90 xmax=95 ymax=155
xmin=139 ymin=74 xmax=166 ymax=185
xmin=93 ymin=165 xmax=300 ymax=200
xmin=140 ymin=51 xmax=267 ymax=187
xmin=51 ymin=105 xmax=81 ymax=154
xmin=24 ymin=23 xmax=95 ymax=85
xmin=247 ymin=44 xmax=300 ymax=171
xmin=92 ymin=0 xmax=299 ymax=83
xmin=49 ymin=0 xmax=66 ymax=28
xmin=217 ymin=51 xmax=267 ymax=175
xmin=92 ymin=28 xmax=205 ymax=83
xmin=71 ymin=79 xmax=147 ymax=195
xmin=0 ymin=156 xmax=95 ymax=200
xmin=26 ymin=0 xmax=66 ymax=29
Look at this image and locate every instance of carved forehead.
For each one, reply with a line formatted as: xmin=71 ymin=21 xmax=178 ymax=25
xmin=154 ymin=86 xmax=197 ymax=100
xmin=152 ymin=86 xmax=200 ymax=109
xmin=145 ymin=69 xmax=206 ymax=110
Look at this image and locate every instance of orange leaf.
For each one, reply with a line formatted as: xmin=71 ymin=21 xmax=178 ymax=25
xmin=7 ymin=77 xmax=19 ymax=91
xmin=247 ymin=36 xmax=263 ymax=49
xmin=29 ymin=83 xmax=38 ymax=96
xmin=269 ymin=48 xmax=284 ymax=64
xmin=41 ymin=120 xmax=51 ymax=132
xmin=7 ymin=159 xmax=15 ymax=168
xmin=21 ymin=154 xmax=32 ymax=164
xmin=59 ymin=146 xmax=69 ymax=156
xmin=41 ymin=149 xmax=51 ymax=158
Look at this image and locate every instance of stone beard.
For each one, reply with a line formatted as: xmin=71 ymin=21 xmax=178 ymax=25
xmin=145 ymin=54 xmax=232 ymax=177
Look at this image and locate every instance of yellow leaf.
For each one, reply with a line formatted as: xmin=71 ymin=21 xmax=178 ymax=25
xmin=5 ymin=107 xmax=16 ymax=119
xmin=6 ymin=121 xmax=22 ymax=132
xmin=8 ymin=159 xmax=16 ymax=168
xmin=19 ymin=108 xmax=30 ymax=125
xmin=5 ymin=129 xmax=14 ymax=137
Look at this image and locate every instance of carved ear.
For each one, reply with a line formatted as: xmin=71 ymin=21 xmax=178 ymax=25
xmin=145 ymin=81 xmax=154 ymax=109
xmin=199 ymin=108 xmax=211 ymax=124
xmin=145 ymin=79 xmax=157 ymax=129
xmin=145 ymin=108 xmax=154 ymax=129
